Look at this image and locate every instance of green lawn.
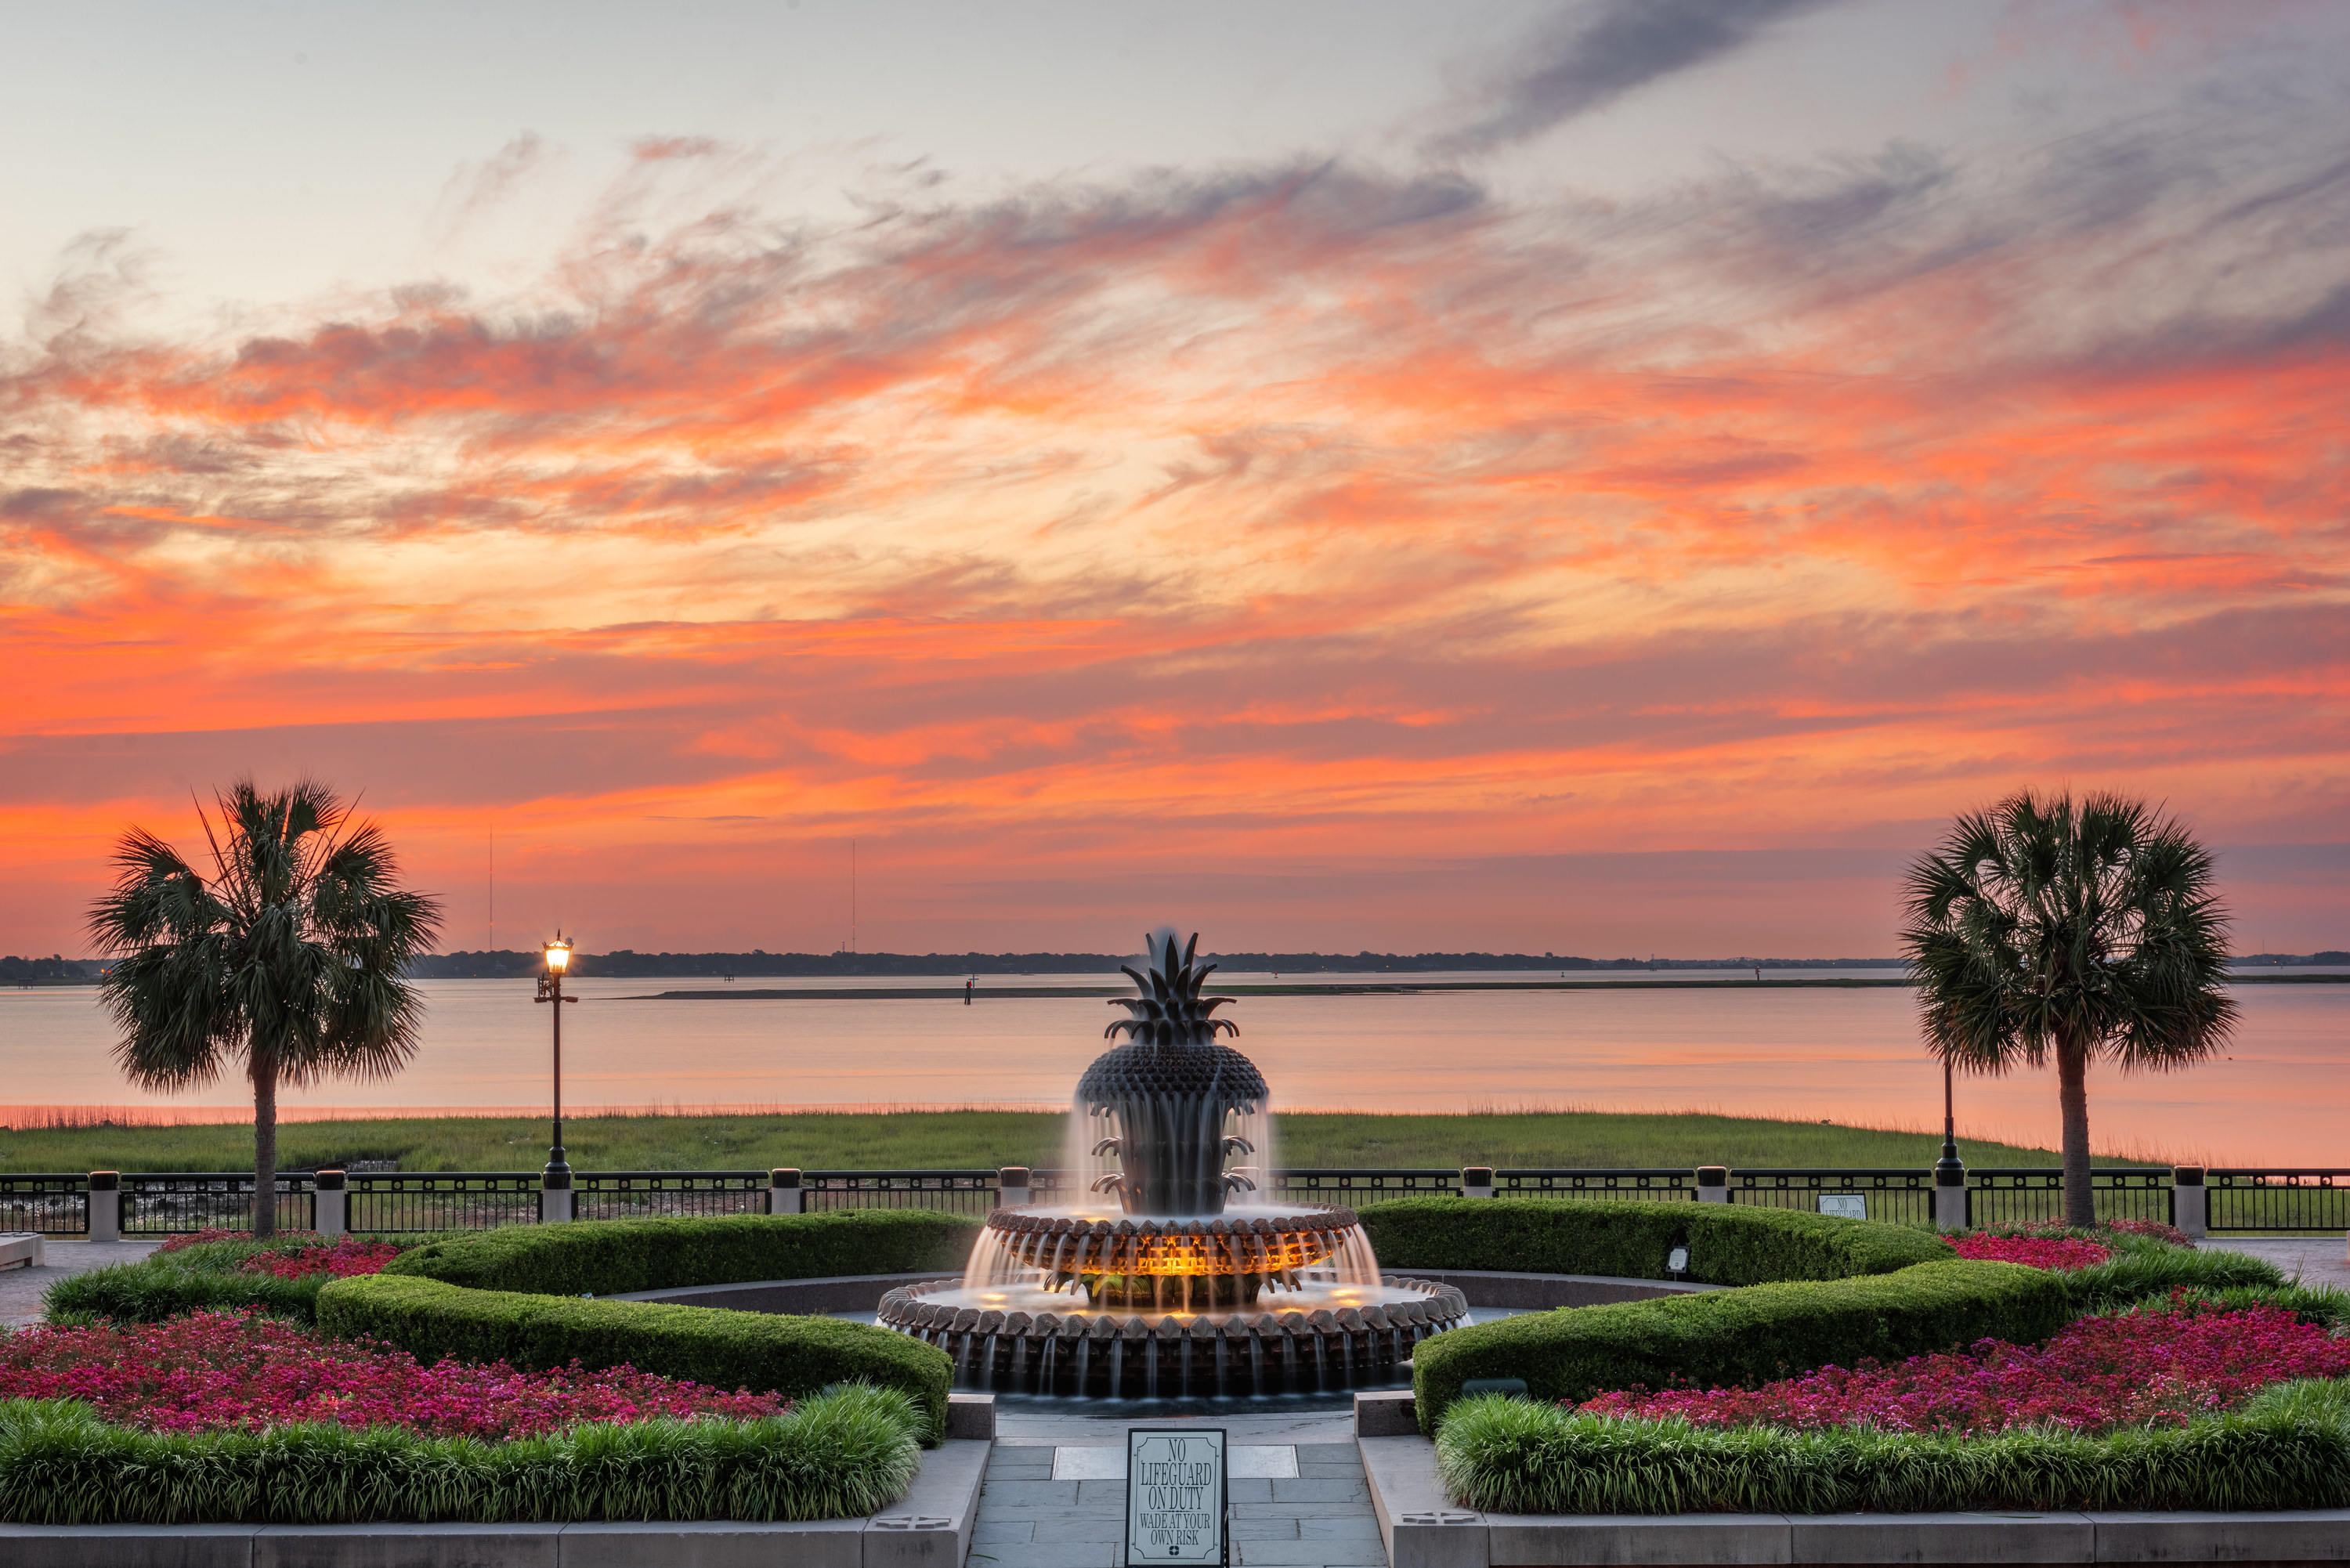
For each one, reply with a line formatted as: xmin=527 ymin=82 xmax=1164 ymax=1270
xmin=0 ymin=1108 xmax=2117 ymax=1175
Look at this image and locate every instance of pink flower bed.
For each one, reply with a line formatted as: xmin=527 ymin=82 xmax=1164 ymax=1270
xmin=1952 ymin=1234 xmax=2113 ymax=1270
xmin=1580 ymin=1299 xmax=2350 ymax=1433
xmin=0 ymin=1310 xmax=786 ymax=1438
xmin=240 ymin=1239 xmax=402 ymax=1279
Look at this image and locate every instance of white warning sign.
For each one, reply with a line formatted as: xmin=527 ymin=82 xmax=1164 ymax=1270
xmin=1125 ymin=1427 xmax=1227 ymax=1565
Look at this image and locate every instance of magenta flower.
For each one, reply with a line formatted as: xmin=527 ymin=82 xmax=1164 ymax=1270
xmin=1950 ymin=1234 xmax=2113 ymax=1270
xmin=0 ymin=1311 xmax=788 ymax=1438
xmin=1578 ymin=1299 xmax=2350 ymax=1434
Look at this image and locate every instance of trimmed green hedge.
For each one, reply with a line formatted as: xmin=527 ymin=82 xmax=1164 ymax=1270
xmin=319 ymin=1274 xmax=954 ymax=1443
xmin=382 ymin=1211 xmax=980 ymax=1295
xmin=0 ymin=1383 xmax=922 ymax=1525
xmin=1413 ymin=1259 xmax=2069 ymax=1432
xmin=42 ymin=1234 xmax=478 ymax=1328
xmin=45 ymin=1261 xmax=328 ymax=1328
xmin=1360 ymin=1198 xmax=1953 ymax=1285
xmin=1436 ymin=1381 xmax=2350 ymax=1514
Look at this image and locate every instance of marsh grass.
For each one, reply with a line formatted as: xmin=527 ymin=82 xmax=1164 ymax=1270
xmin=0 ymin=1382 xmax=922 ymax=1524
xmin=0 ymin=1109 xmax=2088 ymax=1175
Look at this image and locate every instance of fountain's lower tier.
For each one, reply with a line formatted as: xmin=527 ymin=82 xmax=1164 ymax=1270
xmin=877 ymin=1274 xmax=1469 ymax=1398
xmin=874 ymin=1202 xmax=1470 ymax=1398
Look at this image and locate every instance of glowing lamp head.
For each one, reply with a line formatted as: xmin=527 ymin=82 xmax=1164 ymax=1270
xmin=544 ymin=936 xmax=573 ymax=974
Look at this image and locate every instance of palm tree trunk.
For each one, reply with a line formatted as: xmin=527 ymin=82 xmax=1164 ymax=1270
xmin=253 ymin=1057 xmax=279 ymax=1239
xmin=2057 ymin=1038 xmax=2094 ymax=1228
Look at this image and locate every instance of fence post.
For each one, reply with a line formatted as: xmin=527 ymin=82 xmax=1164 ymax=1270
xmin=769 ymin=1168 xmax=804 ymax=1215
xmin=314 ymin=1169 xmax=347 ymax=1237
xmin=998 ymin=1166 xmax=1031 ymax=1209
xmin=88 ymin=1172 xmax=121 ymax=1241
xmin=1694 ymin=1166 xmax=1730 ymax=1204
xmin=540 ymin=1177 xmax=573 ymax=1223
xmin=1934 ymin=1158 xmax=1969 ymax=1231
xmin=2171 ymin=1165 xmax=2206 ymax=1241
xmin=1462 ymin=1166 xmax=1497 ymax=1198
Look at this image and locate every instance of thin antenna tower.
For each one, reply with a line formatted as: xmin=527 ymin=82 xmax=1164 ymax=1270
xmin=488 ymin=823 xmax=494 ymax=955
xmin=851 ymin=837 xmax=858 ymax=953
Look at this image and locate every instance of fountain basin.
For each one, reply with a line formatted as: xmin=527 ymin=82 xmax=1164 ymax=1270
xmin=876 ymin=1271 xmax=1470 ymax=1399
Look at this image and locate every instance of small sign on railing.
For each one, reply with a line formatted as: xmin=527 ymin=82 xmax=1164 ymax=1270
xmin=1126 ymin=1426 xmax=1227 ymax=1566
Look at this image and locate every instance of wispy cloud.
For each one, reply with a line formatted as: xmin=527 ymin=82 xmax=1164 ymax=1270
xmin=1428 ymin=0 xmax=1847 ymax=157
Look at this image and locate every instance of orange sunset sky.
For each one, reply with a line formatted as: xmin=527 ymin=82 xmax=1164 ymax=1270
xmin=2 ymin=1 xmax=2345 ymax=959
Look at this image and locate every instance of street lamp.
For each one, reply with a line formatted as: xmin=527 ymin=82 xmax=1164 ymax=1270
xmin=1936 ymin=1057 xmax=1961 ymax=1177
xmin=535 ymin=934 xmax=577 ymax=1189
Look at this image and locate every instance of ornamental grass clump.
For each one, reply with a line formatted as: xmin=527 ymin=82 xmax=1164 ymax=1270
xmin=0 ymin=1310 xmax=784 ymax=1439
xmin=1435 ymin=1386 xmax=2350 ymax=1516
xmin=0 ymin=1381 xmax=923 ymax=1525
xmin=1578 ymin=1299 xmax=2350 ymax=1435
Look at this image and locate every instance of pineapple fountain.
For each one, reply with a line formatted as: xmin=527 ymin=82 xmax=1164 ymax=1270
xmin=876 ymin=931 xmax=1469 ymax=1398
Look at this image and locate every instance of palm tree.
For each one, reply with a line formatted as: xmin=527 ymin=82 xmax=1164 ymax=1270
xmin=1900 ymin=790 xmax=2235 ymax=1227
xmin=87 ymin=779 xmax=441 ymax=1237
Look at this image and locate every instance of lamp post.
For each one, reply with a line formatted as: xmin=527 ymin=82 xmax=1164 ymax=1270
xmin=1932 ymin=1055 xmax=1968 ymax=1230
xmin=534 ymin=934 xmax=577 ymax=1191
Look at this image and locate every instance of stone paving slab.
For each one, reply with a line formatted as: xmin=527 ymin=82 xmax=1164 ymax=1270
xmin=2208 ymin=1235 xmax=2350 ymax=1290
xmin=974 ymin=1418 xmax=1386 ymax=1568
xmin=0 ymin=1238 xmax=161 ymax=1328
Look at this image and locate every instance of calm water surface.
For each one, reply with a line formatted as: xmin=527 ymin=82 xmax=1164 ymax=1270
xmin=2 ymin=970 xmax=2342 ymax=1165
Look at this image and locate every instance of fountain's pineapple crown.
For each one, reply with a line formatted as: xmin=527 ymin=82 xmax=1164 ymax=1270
xmin=1076 ymin=930 xmax=1267 ymax=1106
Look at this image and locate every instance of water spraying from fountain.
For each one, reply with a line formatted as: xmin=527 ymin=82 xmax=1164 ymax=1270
xmin=880 ymin=930 xmax=1467 ymax=1398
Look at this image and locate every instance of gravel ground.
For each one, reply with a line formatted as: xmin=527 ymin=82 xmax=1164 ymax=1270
xmin=0 ymin=1239 xmax=161 ymax=1329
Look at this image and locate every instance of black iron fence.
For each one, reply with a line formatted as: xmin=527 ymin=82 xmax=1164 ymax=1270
xmin=1965 ymin=1168 xmax=2175 ymax=1228
xmin=1497 ymin=1169 xmax=1699 ymax=1202
xmin=121 ymin=1173 xmax=314 ymax=1235
xmin=1266 ymin=1169 xmax=1460 ymax=1203
xmin=0 ymin=1174 xmax=86 ymax=1235
xmin=348 ymin=1172 xmax=540 ymax=1234
xmin=575 ymin=1170 xmax=769 ymax=1222
xmin=1731 ymin=1169 xmax=1937 ymax=1225
xmin=17 ymin=1163 xmax=2349 ymax=1236
xmin=2209 ymin=1171 xmax=2350 ymax=1234
xmin=800 ymin=1170 xmax=1000 ymax=1214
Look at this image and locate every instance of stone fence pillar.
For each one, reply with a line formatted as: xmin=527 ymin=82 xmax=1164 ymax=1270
xmin=88 ymin=1172 xmax=121 ymax=1241
xmin=997 ymin=1166 xmax=1031 ymax=1209
xmin=1694 ymin=1165 xmax=1730 ymax=1203
xmin=1461 ymin=1165 xmax=1497 ymax=1198
xmin=769 ymin=1168 xmax=804 ymax=1215
xmin=314 ymin=1169 xmax=347 ymax=1237
xmin=1934 ymin=1162 xmax=1969 ymax=1230
xmin=2172 ymin=1165 xmax=2207 ymax=1241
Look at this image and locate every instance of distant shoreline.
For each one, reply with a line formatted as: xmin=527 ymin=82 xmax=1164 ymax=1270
xmin=616 ymin=973 xmax=2348 ymax=1001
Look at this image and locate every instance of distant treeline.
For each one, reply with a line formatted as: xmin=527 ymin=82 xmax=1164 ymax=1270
xmin=407 ymin=949 xmax=1914 ymax=979
xmin=14 ymin=949 xmax=2345 ymax=985
xmin=0 ymin=955 xmax=107 ymax=985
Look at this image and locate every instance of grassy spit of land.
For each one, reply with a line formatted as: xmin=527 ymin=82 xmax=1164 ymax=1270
xmin=0 ymin=1109 xmax=2150 ymax=1176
